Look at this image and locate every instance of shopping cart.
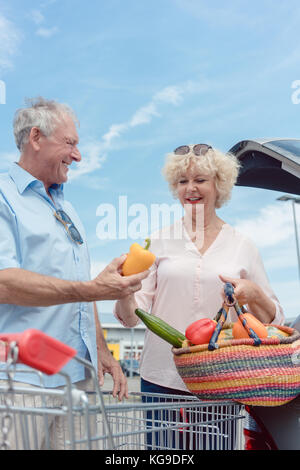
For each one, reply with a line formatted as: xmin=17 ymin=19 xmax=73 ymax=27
xmin=0 ymin=329 xmax=245 ymax=450
xmin=100 ymin=392 xmax=245 ymax=451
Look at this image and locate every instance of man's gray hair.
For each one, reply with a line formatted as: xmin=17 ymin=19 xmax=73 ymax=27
xmin=13 ymin=97 xmax=79 ymax=152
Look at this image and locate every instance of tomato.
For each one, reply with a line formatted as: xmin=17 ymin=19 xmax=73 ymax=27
xmin=185 ymin=318 xmax=217 ymax=345
xmin=232 ymin=313 xmax=268 ymax=340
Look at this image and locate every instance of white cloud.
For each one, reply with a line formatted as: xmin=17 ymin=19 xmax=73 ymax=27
xmin=28 ymin=5 xmax=58 ymax=38
xmin=264 ymin=246 xmax=299 ymax=271
xmin=233 ymin=202 xmax=300 ymax=317
xmin=154 ymin=85 xmax=184 ymax=105
xmin=36 ymin=26 xmax=58 ymax=38
xmin=0 ymin=14 xmax=21 ymax=71
xmin=233 ymin=203 xmax=298 ymax=248
xmin=102 ymin=123 xmax=127 ymax=147
xmin=271 ymin=280 xmax=300 ymax=320
xmin=129 ymin=102 xmax=160 ymax=126
xmin=68 ymin=141 xmax=106 ymax=180
xmin=69 ymin=80 xmax=202 ymax=181
xmin=76 ymin=175 xmax=110 ymax=191
xmin=30 ymin=10 xmax=45 ymax=25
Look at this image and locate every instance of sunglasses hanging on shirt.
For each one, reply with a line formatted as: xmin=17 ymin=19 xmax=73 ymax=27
xmin=54 ymin=209 xmax=84 ymax=245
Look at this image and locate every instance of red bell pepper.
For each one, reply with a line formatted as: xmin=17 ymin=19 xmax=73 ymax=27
xmin=185 ymin=318 xmax=217 ymax=345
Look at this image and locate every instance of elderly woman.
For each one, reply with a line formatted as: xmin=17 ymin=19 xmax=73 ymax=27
xmin=115 ymin=143 xmax=284 ymax=398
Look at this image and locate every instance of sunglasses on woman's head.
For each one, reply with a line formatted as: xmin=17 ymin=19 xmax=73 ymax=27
xmin=54 ymin=209 xmax=83 ymax=245
xmin=174 ymin=144 xmax=212 ymax=156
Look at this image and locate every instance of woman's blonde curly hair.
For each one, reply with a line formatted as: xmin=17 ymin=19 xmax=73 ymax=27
xmin=162 ymin=146 xmax=240 ymax=208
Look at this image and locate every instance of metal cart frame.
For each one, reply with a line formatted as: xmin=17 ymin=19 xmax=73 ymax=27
xmin=0 ymin=340 xmax=245 ymax=450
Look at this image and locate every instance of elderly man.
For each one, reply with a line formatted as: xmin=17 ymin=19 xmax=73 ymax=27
xmin=0 ymin=98 xmax=148 ymax=446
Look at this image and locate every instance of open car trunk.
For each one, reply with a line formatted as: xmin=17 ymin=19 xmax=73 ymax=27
xmin=229 ymin=138 xmax=300 ymax=195
xmin=230 ymin=139 xmax=300 ymax=450
xmin=229 ymin=138 xmax=300 ymax=330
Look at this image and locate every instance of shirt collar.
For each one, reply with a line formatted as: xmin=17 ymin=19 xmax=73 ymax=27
xmin=9 ymin=162 xmax=64 ymax=195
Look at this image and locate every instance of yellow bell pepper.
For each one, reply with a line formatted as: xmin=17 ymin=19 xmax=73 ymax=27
xmin=122 ymin=239 xmax=156 ymax=276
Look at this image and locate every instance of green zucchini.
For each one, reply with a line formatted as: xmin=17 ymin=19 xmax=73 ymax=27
xmin=135 ymin=308 xmax=186 ymax=348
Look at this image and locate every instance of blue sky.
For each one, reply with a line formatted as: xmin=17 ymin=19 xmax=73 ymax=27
xmin=0 ymin=0 xmax=299 ymax=320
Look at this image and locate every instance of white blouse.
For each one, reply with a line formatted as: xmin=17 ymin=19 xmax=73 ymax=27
xmin=114 ymin=220 xmax=285 ymax=392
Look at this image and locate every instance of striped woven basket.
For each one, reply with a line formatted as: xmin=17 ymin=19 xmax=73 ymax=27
xmin=173 ymin=324 xmax=300 ymax=407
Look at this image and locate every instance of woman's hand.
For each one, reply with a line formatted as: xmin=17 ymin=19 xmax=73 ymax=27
xmin=219 ymin=275 xmax=257 ymax=305
xmin=219 ymin=274 xmax=276 ymax=323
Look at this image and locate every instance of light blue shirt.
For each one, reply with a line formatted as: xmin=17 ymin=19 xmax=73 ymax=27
xmin=0 ymin=163 xmax=97 ymax=387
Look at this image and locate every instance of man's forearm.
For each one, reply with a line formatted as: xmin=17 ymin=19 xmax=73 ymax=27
xmin=0 ymin=259 xmax=149 ymax=307
xmin=0 ymin=268 xmax=94 ymax=306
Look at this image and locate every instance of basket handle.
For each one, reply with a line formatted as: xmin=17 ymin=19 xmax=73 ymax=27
xmin=208 ymin=305 xmax=229 ymax=350
xmin=208 ymin=283 xmax=262 ymax=350
xmin=224 ymin=282 xmax=262 ymax=346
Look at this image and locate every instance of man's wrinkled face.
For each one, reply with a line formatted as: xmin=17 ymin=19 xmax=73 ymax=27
xmin=38 ymin=115 xmax=81 ymax=188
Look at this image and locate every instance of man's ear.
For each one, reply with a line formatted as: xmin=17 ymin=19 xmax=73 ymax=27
xmin=29 ymin=127 xmax=43 ymax=151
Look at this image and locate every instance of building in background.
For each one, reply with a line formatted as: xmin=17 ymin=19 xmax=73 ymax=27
xmin=99 ymin=312 xmax=146 ymax=362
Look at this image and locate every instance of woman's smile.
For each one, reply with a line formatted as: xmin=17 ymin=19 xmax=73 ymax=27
xmin=184 ymin=196 xmax=203 ymax=204
xmin=176 ymin=163 xmax=217 ymax=210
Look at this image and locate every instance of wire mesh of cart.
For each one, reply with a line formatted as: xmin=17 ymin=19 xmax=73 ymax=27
xmin=0 ymin=329 xmax=245 ymax=450
xmin=101 ymin=392 xmax=245 ymax=451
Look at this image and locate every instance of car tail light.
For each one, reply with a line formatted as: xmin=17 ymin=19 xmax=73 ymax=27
xmin=244 ymin=405 xmax=278 ymax=450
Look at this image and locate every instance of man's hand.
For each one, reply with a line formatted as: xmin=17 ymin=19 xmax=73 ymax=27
xmin=93 ymin=302 xmax=128 ymax=401
xmin=97 ymin=349 xmax=128 ymax=401
xmin=92 ymin=255 xmax=149 ymax=301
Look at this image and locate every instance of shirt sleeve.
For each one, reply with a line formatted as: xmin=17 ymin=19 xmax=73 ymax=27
xmin=248 ymin=244 xmax=285 ymax=325
xmin=134 ymin=262 xmax=158 ymax=311
xmin=0 ymin=196 xmax=21 ymax=270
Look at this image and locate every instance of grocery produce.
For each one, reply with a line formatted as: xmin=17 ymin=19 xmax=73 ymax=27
xmin=122 ymin=239 xmax=156 ymax=276
xmin=267 ymin=326 xmax=289 ymax=338
xmin=218 ymin=328 xmax=233 ymax=340
xmin=185 ymin=318 xmax=217 ymax=345
xmin=191 ymin=325 xmax=289 ymax=343
xmin=134 ymin=308 xmax=186 ymax=348
xmin=232 ymin=312 xmax=268 ymax=340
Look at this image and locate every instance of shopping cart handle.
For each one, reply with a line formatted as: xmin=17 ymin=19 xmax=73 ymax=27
xmin=0 ymin=329 xmax=77 ymax=375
